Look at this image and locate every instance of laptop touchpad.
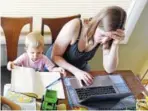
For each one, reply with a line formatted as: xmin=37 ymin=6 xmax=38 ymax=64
xmin=70 ymin=75 xmax=114 ymax=88
xmin=91 ymin=76 xmax=113 ymax=87
xmin=70 ymin=78 xmax=82 ymax=88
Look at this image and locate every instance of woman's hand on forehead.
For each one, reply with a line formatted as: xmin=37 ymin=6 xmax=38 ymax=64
xmin=104 ymin=31 xmax=112 ymax=38
xmin=103 ymin=29 xmax=125 ymax=44
xmin=104 ymin=29 xmax=125 ymax=38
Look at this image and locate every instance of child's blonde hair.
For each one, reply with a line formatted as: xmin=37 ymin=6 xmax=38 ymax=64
xmin=25 ymin=31 xmax=44 ymax=48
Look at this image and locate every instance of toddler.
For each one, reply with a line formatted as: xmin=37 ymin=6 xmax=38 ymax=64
xmin=7 ymin=31 xmax=66 ymax=75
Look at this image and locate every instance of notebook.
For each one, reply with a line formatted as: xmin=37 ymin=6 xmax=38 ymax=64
xmin=11 ymin=66 xmax=65 ymax=99
xmin=64 ymin=74 xmax=136 ymax=110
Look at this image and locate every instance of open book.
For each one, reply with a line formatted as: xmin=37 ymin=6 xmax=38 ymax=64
xmin=11 ymin=66 xmax=65 ymax=99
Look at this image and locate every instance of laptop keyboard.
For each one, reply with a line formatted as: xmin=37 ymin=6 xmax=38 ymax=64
xmin=75 ymin=86 xmax=116 ymax=100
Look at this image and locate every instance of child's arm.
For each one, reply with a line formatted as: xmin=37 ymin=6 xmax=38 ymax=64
xmin=7 ymin=53 xmax=26 ymax=71
xmin=7 ymin=61 xmax=16 ymax=71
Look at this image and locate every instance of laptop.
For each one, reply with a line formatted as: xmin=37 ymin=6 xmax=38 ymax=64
xmin=68 ymin=75 xmax=132 ymax=103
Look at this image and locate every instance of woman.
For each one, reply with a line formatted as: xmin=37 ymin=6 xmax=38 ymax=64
xmin=46 ymin=6 xmax=126 ymax=85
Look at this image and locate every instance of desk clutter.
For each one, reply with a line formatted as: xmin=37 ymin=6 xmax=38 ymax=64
xmin=3 ymin=66 xmax=65 ymax=110
xmin=3 ymin=68 xmax=146 ymax=110
xmin=3 ymin=84 xmax=67 ymax=110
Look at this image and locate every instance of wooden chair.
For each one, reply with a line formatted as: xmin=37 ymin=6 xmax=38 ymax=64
xmin=41 ymin=14 xmax=81 ymax=43
xmin=1 ymin=17 xmax=33 ymax=62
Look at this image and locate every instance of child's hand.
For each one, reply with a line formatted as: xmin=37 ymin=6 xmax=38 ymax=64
xmin=52 ymin=67 xmax=66 ymax=77
xmin=7 ymin=61 xmax=15 ymax=71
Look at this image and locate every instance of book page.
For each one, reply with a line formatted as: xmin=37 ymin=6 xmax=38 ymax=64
xmin=11 ymin=66 xmax=36 ymax=94
xmin=33 ymin=72 xmax=45 ymax=99
xmin=47 ymin=79 xmax=65 ymax=99
xmin=34 ymin=72 xmax=65 ymax=99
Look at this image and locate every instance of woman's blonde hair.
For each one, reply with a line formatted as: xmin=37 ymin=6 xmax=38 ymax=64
xmin=85 ymin=6 xmax=127 ymax=49
xmin=25 ymin=31 xmax=44 ymax=48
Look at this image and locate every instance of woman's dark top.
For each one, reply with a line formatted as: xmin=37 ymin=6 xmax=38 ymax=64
xmin=46 ymin=19 xmax=100 ymax=71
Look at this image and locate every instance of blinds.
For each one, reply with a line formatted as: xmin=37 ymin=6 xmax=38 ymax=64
xmin=1 ymin=0 xmax=132 ymax=32
xmin=1 ymin=0 xmax=132 ymax=18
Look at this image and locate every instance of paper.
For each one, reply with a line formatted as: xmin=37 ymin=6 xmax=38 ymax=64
xmin=11 ymin=66 xmax=35 ymax=93
xmin=47 ymin=79 xmax=65 ymax=99
xmin=37 ymin=72 xmax=65 ymax=99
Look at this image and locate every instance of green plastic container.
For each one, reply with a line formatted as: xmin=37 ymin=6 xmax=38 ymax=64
xmin=41 ymin=89 xmax=58 ymax=110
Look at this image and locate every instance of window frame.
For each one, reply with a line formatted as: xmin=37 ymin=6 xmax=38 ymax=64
xmin=121 ymin=0 xmax=147 ymax=44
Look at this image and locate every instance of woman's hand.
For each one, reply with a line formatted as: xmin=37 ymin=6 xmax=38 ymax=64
xmin=110 ymin=29 xmax=125 ymax=44
xmin=94 ymin=28 xmax=125 ymax=45
xmin=74 ymin=70 xmax=94 ymax=86
xmin=52 ymin=67 xmax=66 ymax=77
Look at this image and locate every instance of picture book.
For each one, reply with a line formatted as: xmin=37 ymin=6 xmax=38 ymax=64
xmin=11 ymin=66 xmax=65 ymax=99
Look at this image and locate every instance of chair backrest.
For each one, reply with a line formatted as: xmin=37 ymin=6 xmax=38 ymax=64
xmin=1 ymin=17 xmax=33 ymax=62
xmin=41 ymin=14 xmax=81 ymax=43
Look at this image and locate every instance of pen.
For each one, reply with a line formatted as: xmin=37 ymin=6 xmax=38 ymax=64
xmin=46 ymin=77 xmax=61 ymax=88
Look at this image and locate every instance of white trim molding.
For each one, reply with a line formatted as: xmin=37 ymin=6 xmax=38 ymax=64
xmin=122 ymin=0 xmax=147 ymax=44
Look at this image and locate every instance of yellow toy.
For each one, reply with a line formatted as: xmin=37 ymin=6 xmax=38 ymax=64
xmin=136 ymin=91 xmax=148 ymax=110
xmin=72 ymin=106 xmax=88 ymax=110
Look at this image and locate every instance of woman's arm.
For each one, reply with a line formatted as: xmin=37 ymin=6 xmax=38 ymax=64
xmin=102 ymin=29 xmax=124 ymax=73
xmin=51 ymin=18 xmax=81 ymax=73
xmin=102 ymin=43 xmax=119 ymax=73
xmin=51 ymin=18 xmax=93 ymax=85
